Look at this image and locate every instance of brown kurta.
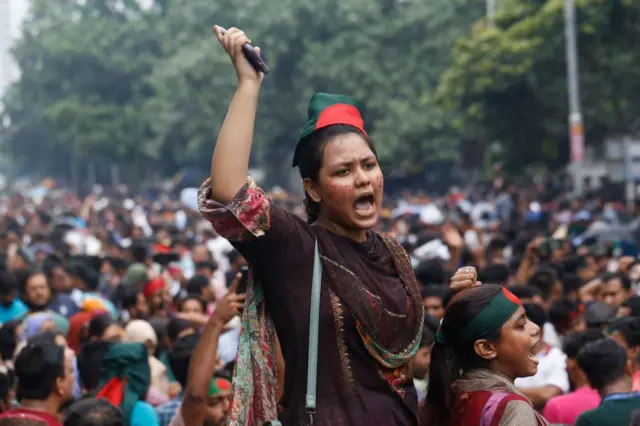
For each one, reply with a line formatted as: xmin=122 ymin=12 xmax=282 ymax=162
xmin=199 ymin=178 xmax=421 ymax=426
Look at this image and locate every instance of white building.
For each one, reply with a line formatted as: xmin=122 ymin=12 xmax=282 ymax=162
xmin=0 ymin=0 xmax=29 ymax=98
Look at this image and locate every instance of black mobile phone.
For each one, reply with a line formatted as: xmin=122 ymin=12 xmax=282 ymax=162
xmin=218 ymin=26 xmax=270 ymax=74
xmin=237 ymin=265 xmax=250 ymax=294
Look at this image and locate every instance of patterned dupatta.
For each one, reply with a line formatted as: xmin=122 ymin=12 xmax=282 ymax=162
xmin=226 ymin=234 xmax=424 ymax=426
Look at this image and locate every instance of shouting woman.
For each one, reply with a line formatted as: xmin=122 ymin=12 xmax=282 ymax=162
xmin=421 ymin=268 xmax=548 ymax=426
xmin=197 ymin=26 xmax=424 ymax=425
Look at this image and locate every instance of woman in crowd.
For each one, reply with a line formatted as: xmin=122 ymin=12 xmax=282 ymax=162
xmin=421 ymin=268 xmax=548 ymax=426
xmin=198 ymin=26 xmax=424 ymax=425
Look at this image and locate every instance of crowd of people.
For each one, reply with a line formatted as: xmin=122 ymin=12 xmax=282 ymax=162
xmin=1 ymin=24 xmax=640 ymax=426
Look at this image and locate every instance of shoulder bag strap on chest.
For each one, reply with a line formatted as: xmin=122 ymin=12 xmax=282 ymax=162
xmin=305 ymin=239 xmax=322 ymax=424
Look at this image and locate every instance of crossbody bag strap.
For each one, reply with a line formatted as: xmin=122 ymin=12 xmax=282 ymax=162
xmin=262 ymin=240 xmax=321 ymax=426
xmin=305 ymin=239 xmax=322 ymax=425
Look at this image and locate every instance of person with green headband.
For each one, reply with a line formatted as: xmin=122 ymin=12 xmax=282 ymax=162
xmin=420 ymin=267 xmax=549 ymax=426
xmin=197 ymin=25 xmax=424 ymax=426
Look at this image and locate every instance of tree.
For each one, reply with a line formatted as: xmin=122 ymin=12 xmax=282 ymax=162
xmin=436 ymin=0 xmax=640 ymax=172
xmin=3 ymin=0 xmax=486 ymax=187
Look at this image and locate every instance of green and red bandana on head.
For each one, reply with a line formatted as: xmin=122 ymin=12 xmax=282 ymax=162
xmin=292 ymin=92 xmax=367 ymax=167
xmin=96 ymin=343 xmax=150 ymax=426
xmin=436 ymin=287 xmax=522 ymax=346
xmin=208 ymin=377 xmax=231 ymax=397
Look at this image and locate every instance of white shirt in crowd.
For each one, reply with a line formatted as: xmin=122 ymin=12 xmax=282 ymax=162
xmin=515 ymin=345 xmax=570 ymax=393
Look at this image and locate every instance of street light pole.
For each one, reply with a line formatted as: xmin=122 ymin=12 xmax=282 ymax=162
xmin=486 ymin=0 xmax=497 ymax=27
xmin=564 ymin=0 xmax=584 ymax=193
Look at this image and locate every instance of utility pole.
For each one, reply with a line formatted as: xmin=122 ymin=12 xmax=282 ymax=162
xmin=564 ymin=0 xmax=585 ymax=193
xmin=486 ymin=0 xmax=497 ymax=27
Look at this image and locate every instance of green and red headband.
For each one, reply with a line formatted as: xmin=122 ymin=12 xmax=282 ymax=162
xmin=292 ymin=92 xmax=367 ymax=167
xmin=436 ymin=287 xmax=522 ymax=346
xmin=208 ymin=377 xmax=231 ymax=397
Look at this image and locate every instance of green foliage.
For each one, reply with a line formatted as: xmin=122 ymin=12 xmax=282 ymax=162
xmin=436 ymin=0 xmax=640 ymax=171
xmin=2 ymin=0 xmax=483 ymax=185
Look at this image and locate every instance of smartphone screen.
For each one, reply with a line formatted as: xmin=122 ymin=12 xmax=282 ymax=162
xmin=237 ymin=266 xmax=250 ymax=294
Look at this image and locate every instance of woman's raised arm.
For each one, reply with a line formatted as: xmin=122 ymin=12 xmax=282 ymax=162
xmin=209 ymin=26 xmax=264 ymax=204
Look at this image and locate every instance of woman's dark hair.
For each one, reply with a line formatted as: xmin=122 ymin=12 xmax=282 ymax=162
xmin=296 ymin=124 xmax=377 ymax=224
xmin=87 ymin=313 xmax=117 ymax=340
xmin=64 ymin=398 xmax=124 ymax=426
xmin=422 ymin=284 xmax=504 ymax=426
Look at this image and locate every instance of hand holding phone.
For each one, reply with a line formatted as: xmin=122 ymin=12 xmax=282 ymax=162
xmin=237 ymin=265 xmax=250 ymax=295
xmin=216 ymin=26 xmax=269 ymax=75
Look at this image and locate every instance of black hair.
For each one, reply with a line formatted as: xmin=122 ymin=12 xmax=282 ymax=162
xmin=177 ymin=294 xmax=207 ymax=314
xmin=508 ymin=285 xmax=543 ymax=301
xmin=0 ymin=271 xmax=17 ymax=297
xmin=28 ymin=331 xmax=64 ymax=347
xmin=622 ymin=295 xmax=640 ymax=318
xmin=631 ymin=410 xmax=640 ymax=426
xmin=563 ymin=254 xmax=588 ymax=273
xmin=562 ymin=329 xmax=604 ymax=359
xmin=130 ymin=243 xmax=149 ymax=264
xmin=421 ymin=285 xmax=448 ymax=301
xmin=64 ymin=398 xmax=124 ymax=426
xmin=194 ymin=261 xmax=217 ymax=273
xmin=603 ymin=272 xmax=632 ymax=290
xmin=423 ymin=284 xmax=504 ymax=426
xmin=120 ymin=286 xmax=141 ymax=310
xmin=166 ymin=317 xmax=194 ymax=344
xmin=548 ymin=299 xmax=582 ymax=335
xmin=577 ymin=338 xmax=627 ymax=390
xmin=415 ymin=260 xmax=447 ymax=287
xmin=168 ymin=334 xmax=199 ymax=388
xmin=478 ymin=264 xmax=510 ymax=286
xmin=526 ymin=267 xmax=558 ymax=301
xmin=104 ymin=257 xmax=129 ymax=274
xmin=66 ymin=261 xmax=100 ymax=291
xmin=609 ymin=317 xmax=640 ymax=348
xmin=15 ymin=342 xmax=66 ymax=401
xmin=87 ymin=313 xmax=117 ymax=340
xmin=561 ymin=273 xmax=583 ymax=296
xmin=296 ymin=124 xmax=376 ymax=224
xmin=0 ymin=320 xmax=20 ymax=360
xmin=185 ymin=275 xmax=209 ymax=296
xmin=77 ymin=341 xmax=113 ymax=392
xmin=43 ymin=256 xmax=65 ymax=280
xmin=486 ymin=237 xmax=508 ymax=253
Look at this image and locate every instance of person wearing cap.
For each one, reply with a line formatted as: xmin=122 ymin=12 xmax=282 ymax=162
xmin=421 ymin=278 xmax=548 ymax=426
xmin=197 ymin=26 xmax=424 ymax=426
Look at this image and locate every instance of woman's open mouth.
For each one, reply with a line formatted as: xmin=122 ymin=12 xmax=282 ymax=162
xmin=354 ymin=194 xmax=375 ymax=216
xmin=528 ymin=338 xmax=541 ymax=365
